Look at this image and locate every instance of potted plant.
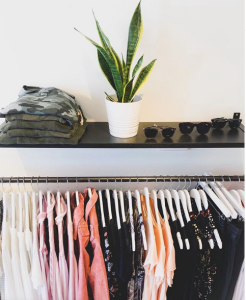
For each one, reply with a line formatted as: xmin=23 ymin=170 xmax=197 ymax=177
xmin=75 ymin=1 xmax=156 ymax=138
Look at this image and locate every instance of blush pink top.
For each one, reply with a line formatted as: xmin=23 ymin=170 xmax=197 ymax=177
xmin=140 ymin=194 xmax=158 ymax=300
xmin=47 ymin=194 xmax=61 ymax=300
xmin=65 ymin=193 xmax=78 ymax=300
xmin=84 ymin=188 xmax=109 ymax=300
xmin=55 ymin=194 xmax=69 ymax=300
xmin=72 ymin=192 xmax=90 ymax=300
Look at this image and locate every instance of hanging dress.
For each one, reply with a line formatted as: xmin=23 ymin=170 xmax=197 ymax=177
xmin=10 ymin=191 xmax=25 ymax=299
xmin=55 ymin=194 xmax=69 ymax=300
xmin=17 ymin=191 xmax=37 ymax=299
xmin=47 ymin=193 xmax=62 ymax=300
xmin=30 ymin=191 xmax=43 ymax=294
xmin=66 ymin=193 xmax=78 ymax=300
xmin=2 ymin=192 xmax=16 ymax=300
xmin=38 ymin=195 xmax=51 ymax=300
xmin=84 ymin=188 xmax=109 ymax=300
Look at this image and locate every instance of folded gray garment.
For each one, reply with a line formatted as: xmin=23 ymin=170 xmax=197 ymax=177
xmin=5 ymin=114 xmax=68 ymax=124
xmin=0 ymin=120 xmax=73 ymax=134
xmin=0 ymin=121 xmax=87 ymax=145
xmin=0 ymin=86 xmax=81 ymax=125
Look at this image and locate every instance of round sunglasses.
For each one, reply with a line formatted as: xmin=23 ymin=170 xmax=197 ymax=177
xmin=211 ymin=117 xmax=242 ymax=129
xmin=143 ymin=125 xmax=176 ymax=138
xmin=179 ymin=122 xmax=212 ymax=135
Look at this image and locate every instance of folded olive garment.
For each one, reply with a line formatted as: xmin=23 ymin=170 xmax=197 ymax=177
xmin=0 ymin=85 xmax=87 ymax=145
xmin=0 ymin=120 xmax=87 ymax=145
xmin=5 ymin=114 xmax=68 ymax=124
xmin=0 ymin=86 xmax=83 ymax=125
xmin=0 ymin=120 xmax=73 ymax=134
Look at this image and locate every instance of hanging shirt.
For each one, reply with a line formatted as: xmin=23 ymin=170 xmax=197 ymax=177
xmin=149 ymin=200 xmax=165 ymax=300
xmin=17 ymin=192 xmax=37 ymax=300
xmin=84 ymin=188 xmax=109 ymax=300
xmin=47 ymin=194 xmax=61 ymax=300
xmin=30 ymin=191 xmax=43 ymax=294
xmin=55 ymin=194 xmax=69 ymax=300
xmin=10 ymin=192 xmax=25 ymax=299
xmin=140 ymin=194 xmax=158 ymax=300
xmin=71 ymin=192 xmax=90 ymax=300
xmin=66 ymin=193 xmax=78 ymax=300
xmin=38 ymin=195 xmax=51 ymax=300
xmin=2 ymin=193 xmax=16 ymax=300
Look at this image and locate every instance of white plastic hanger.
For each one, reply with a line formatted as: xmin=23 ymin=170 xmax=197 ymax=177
xmin=172 ymin=177 xmax=190 ymax=250
xmin=205 ymin=173 xmax=237 ymax=219
xmin=229 ymin=190 xmax=241 ymax=205
xmin=17 ymin=178 xmax=23 ymax=232
xmin=37 ymin=177 xmax=43 ymax=214
xmin=164 ymin=177 xmax=183 ymax=250
xmin=208 ymin=173 xmax=243 ymax=218
xmin=98 ymin=179 xmax=106 ymax=227
xmin=88 ymin=177 xmax=92 ymax=199
xmin=183 ymin=177 xmax=193 ymax=213
xmin=57 ymin=177 xmax=61 ymax=215
xmin=190 ymin=188 xmax=202 ymax=213
xmin=75 ymin=177 xmax=80 ymax=207
xmin=134 ymin=178 xmax=147 ymax=250
xmin=23 ymin=178 xmax=30 ymax=233
xmin=150 ymin=177 xmax=161 ymax=225
xmin=66 ymin=178 xmax=72 ymax=223
xmin=118 ymin=179 xmax=126 ymax=223
xmin=46 ymin=177 xmax=51 ymax=207
xmin=113 ymin=179 xmax=121 ymax=230
xmin=198 ymin=188 xmax=214 ymax=249
xmin=106 ymin=178 xmax=113 ymax=220
xmin=199 ymin=178 xmax=231 ymax=218
xmin=128 ymin=179 xmax=135 ymax=252
xmin=178 ymin=178 xmax=190 ymax=223
xmin=157 ymin=177 xmax=168 ymax=222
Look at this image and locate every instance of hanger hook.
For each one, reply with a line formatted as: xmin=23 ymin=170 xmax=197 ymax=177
xmin=129 ymin=177 xmax=131 ymax=190
xmin=137 ymin=176 xmax=139 ymax=190
xmin=195 ymin=175 xmax=200 ymax=189
xmin=176 ymin=176 xmax=180 ymax=191
xmin=67 ymin=177 xmax=69 ymax=191
xmin=167 ymin=175 xmax=172 ymax=190
xmin=31 ymin=176 xmax=33 ymax=190
xmin=121 ymin=177 xmax=123 ymax=191
xmin=1 ymin=178 xmax=5 ymax=193
xmin=98 ymin=177 xmax=101 ymax=190
xmin=23 ymin=177 xmax=26 ymax=192
xmin=186 ymin=176 xmax=191 ymax=191
xmin=115 ymin=177 xmax=117 ymax=190
xmin=155 ymin=176 xmax=158 ymax=190
xmin=57 ymin=177 xmax=59 ymax=191
xmin=17 ymin=177 xmax=20 ymax=192
xmin=107 ymin=177 xmax=109 ymax=190
xmin=46 ymin=176 xmax=49 ymax=191
xmin=37 ymin=176 xmax=40 ymax=191
xmin=76 ymin=177 xmax=78 ymax=191
xmin=236 ymin=175 xmax=240 ymax=189
xmin=162 ymin=176 xmax=165 ymax=190
xmin=182 ymin=176 xmax=186 ymax=190
xmin=226 ymin=175 xmax=231 ymax=189
xmin=88 ymin=177 xmax=90 ymax=187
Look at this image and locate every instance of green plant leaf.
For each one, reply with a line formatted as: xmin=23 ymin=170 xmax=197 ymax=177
xmin=105 ymin=92 xmax=117 ymax=102
xmin=132 ymin=55 xmax=143 ymax=77
xmin=98 ymin=51 xmax=116 ymax=90
xmin=122 ymin=54 xmax=126 ymax=69
xmin=122 ymin=77 xmax=135 ymax=102
xmin=130 ymin=59 xmax=156 ymax=99
xmin=123 ymin=1 xmax=143 ymax=86
xmin=75 ymin=28 xmax=123 ymax=100
xmin=93 ymin=12 xmax=123 ymax=80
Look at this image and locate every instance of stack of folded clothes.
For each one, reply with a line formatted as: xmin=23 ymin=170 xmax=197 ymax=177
xmin=0 ymin=86 xmax=87 ymax=145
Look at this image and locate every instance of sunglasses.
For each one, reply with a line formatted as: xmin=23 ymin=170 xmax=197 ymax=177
xmin=143 ymin=125 xmax=176 ymax=138
xmin=211 ymin=117 xmax=242 ymax=129
xmin=179 ymin=122 xmax=212 ymax=135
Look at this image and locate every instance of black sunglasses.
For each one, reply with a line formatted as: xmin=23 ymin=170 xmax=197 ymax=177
xmin=211 ymin=117 xmax=242 ymax=129
xmin=179 ymin=122 xmax=212 ymax=135
xmin=143 ymin=125 xmax=176 ymax=138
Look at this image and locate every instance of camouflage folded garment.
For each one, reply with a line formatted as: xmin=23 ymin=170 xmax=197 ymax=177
xmin=0 ymin=120 xmax=74 ymax=134
xmin=5 ymin=114 xmax=68 ymax=124
xmin=0 ymin=121 xmax=87 ymax=145
xmin=0 ymin=86 xmax=83 ymax=125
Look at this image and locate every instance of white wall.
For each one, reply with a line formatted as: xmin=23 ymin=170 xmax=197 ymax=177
xmin=0 ymin=0 xmax=244 ymax=188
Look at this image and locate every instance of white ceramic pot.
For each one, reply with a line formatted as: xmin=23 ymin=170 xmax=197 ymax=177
xmin=105 ymin=94 xmax=143 ymax=138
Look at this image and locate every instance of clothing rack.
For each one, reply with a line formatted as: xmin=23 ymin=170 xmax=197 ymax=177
xmin=1 ymin=175 xmax=244 ymax=183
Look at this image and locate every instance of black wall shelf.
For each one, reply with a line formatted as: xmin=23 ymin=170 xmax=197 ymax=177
xmin=0 ymin=122 xmax=244 ymax=149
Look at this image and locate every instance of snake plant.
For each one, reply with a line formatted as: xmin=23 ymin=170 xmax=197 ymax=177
xmin=75 ymin=1 xmax=156 ymax=103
